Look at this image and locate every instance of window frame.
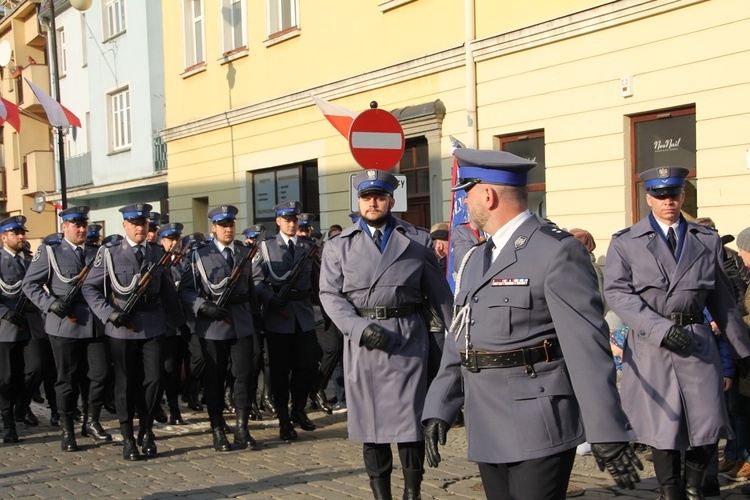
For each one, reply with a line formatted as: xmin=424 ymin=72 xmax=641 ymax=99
xmin=496 ymin=130 xmax=546 ymax=218
xmin=56 ymin=27 xmax=67 ymax=77
xmin=220 ymin=0 xmax=247 ymax=56
xmin=108 ymin=86 xmax=132 ymax=153
xmin=266 ymin=0 xmax=299 ymax=39
xmin=103 ymin=0 xmax=126 ymax=41
xmin=182 ymin=0 xmax=206 ymax=70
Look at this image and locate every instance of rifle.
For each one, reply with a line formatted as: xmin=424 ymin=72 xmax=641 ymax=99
xmin=164 ymin=239 xmax=187 ymax=272
xmin=8 ymin=292 xmax=31 ymax=330
xmin=274 ymin=241 xmax=321 ymax=318
xmin=63 ymin=257 xmax=95 ymax=323
xmin=215 ymin=243 xmax=259 ymax=316
xmin=122 ymin=249 xmax=172 ymax=330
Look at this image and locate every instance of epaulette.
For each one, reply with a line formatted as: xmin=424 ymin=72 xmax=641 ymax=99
xmin=234 ymin=239 xmax=248 ymax=247
xmin=85 ymin=242 xmax=100 ymax=248
xmin=263 ymin=235 xmax=276 ymax=242
xmin=538 ymin=225 xmax=572 ymax=241
xmin=104 ymin=240 xmax=119 ymax=248
xmin=148 ymin=241 xmax=161 ymax=249
xmin=45 ymin=241 xmax=62 ymax=246
xmin=612 ymin=227 xmax=631 ymax=238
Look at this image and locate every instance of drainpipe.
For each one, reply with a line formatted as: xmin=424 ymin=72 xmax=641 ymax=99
xmin=465 ymin=0 xmax=477 ymax=148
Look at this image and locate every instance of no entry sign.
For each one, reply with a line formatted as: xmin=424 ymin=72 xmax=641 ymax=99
xmin=348 ymin=108 xmax=405 ymax=170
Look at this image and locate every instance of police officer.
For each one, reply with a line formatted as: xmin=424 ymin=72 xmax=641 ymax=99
xmin=319 ymin=170 xmax=454 ymax=499
xmin=605 ymin=166 xmax=750 ymax=499
xmin=242 ymin=225 xmax=266 ymax=246
xmin=253 ymin=201 xmax=319 ymax=441
xmin=146 ymin=212 xmax=161 ymax=243
xmin=82 ymin=203 xmax=184 ymax=461
xmin=87 ymin=224 xmax=102 ymax=246
xmin=421 ymin=149 xmax=641 ymax=499
xmin=22 ymin=206 xmax=111 ymax=451
xmin=0 ymin=216 xmax=36 ymax=443
xmin=297 ymin=214 xmax=315 ymax=237
xmin=157 ymin=222 xmax=189 ymax=425
xmin=178 ymin=205 xmax=259 ymax=451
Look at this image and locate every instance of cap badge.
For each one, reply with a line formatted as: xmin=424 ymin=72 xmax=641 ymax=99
xmin=657 ymin=167 xmax=669 ymax=179
xmin=514 ymin=236 xmax=527 ymax=248
xmin=221 ymin=205 xmax=228 ymax=213
xmin=366 ymin=170 xmax=377 ymax=180
xmin=14 ymin=216 xmax=23 ymax=223
xmin=78 ymin=206 xmax=85 ymax=213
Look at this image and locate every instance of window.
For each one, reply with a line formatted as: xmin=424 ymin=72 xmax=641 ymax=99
xmin=81 ymin=13 xmax=88 ymax=67
xmin=109 ymin=87 xmax=131 ymax=151
xmin=183 ymin=0 xmax=205 ymax=69
xmin=397 ymin=137 xmax=430 ymax=228
xmin=221 ymin=0 xmax=246 ymax=54
xmin=267 ymin=0 xmax=298 ymax=38
xmin=252 ymin=161 xmax=319 ymax=235
xmin=631 ymin=107 xmax=696 ymax=221
xmin=498 ymin=130 xmax=546 ymax=218
xmin=56 ymin=27 xmax=66 ymax=77
xmin=104 ymin=0 xmax=126 ymax=39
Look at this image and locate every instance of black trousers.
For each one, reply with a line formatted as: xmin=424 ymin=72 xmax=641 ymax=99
xmin=20 ymin=337 xmax=54 ymax=412
xmin=477 ymin=447 xmax=577 ymax=500
xmin=187 ymin=332 xmax=205 ymax=382
xmin=0 ymin=341 xmax=25 ymax=411
xmin=652 ymin=445 xmax=716 ymax=486
xmin=108 ymin=337 xmax=162 ymax=425
xmin=161 ymin=335 xmax=188 ymax=404
xmin=265 ymin=329 xmax=318 ymax=421
xmin=49 ymin=335 xmax=109 ymax=414
xmin=313 ymin=324 xmax=343 ymax=392
xmin=363 ymin=441 xmax=425 ymax=478
xmin=250 ymin=332 xmax=272 ymax=399
xmin=200 ymin=336 xmax=253 ymax=421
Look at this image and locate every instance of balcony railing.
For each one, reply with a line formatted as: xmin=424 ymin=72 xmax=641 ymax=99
xmin=65 ymin=152 xmax=92 ymax=188
xmin=153 ymin=134 xmax=167 ymax=172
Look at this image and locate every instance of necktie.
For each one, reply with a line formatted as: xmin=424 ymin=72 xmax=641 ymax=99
xmin=135 ymin=245 xmax=144 ymax=265
xmin=14 ymin=254 xmax=25 ymax=273
xmin=287 ymin=239 xmax=295 ymax=260
xmin=224 ymin=247 xmax=234 ymax=268
xmin=483 ymin=239 xmax=495 ymax=273
xmin=74 ymin=247 xmax=84 ymax=265
xmin=373 ymin=229 xmax=383 ymax=253
xmin=667 ymin=227 xmax=677 ymax=256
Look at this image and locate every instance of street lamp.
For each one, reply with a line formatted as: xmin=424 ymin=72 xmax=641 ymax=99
xmin=46 ymin=0 xmax=91 ymax=210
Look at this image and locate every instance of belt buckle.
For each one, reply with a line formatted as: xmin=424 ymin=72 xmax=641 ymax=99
xmin=465 ymin=350 xmax=480 ymax=373
xmin=374 ymin=306 xmax=388 ymax=320
xmin=522 ymin=348 xmax=537 ymax=378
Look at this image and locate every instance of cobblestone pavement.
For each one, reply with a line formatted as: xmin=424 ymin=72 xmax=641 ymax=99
xmin=0 ymin=401 xmax=748 ymax=499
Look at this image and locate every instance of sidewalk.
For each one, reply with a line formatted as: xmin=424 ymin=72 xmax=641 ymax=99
xmin=0 ymin=402 xmax=748 ymax=498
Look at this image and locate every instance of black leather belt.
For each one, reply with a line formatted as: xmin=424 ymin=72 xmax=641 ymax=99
xmin=112 ymin=293 xmax=161 ymax=312
xmin=460 ymin=340 xmax=561 ymax=377
xmin=227 ymin=295 xmax=249 ymax=306
xmin=356 ymin=304 xmax=421 ymax=320
xmin=670 ymin=312 xmax=704 ymax=326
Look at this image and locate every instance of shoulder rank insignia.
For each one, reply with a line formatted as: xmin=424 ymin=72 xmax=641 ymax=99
xmin=32 ymin=248 xmax=42 ymax=262
xmin=93 ymin=251 xmax=104 ymax=268
xmin=539 ymin=225 xmax=572 ymax=241
xmin=612 ymin=227 xmax=631 ymax=238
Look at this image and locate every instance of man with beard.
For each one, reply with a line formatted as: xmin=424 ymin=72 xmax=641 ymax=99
xmin=605 ymin=166 xmax=750 ymax=498
xmin=319 ymin=170 xmax=453 ymax=499
xmin=421 ymin=148 xmax=641 ymax=499
xmin=23 ymin=206 xmax=111 ymax=452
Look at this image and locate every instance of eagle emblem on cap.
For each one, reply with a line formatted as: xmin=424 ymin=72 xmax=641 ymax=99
xmin=135 ymin=203 xmax=144 ymax=211
xmin=77 ymin=206 xmax=86 ymax=213
xmin=366 ymin=170 xmax=377 ymax=180
xmin=288 ymin=201 xmax=296 ymax=208
xmin=14 ymin=216 xmax=23 ymax=223
xmin=221 ymin=205 xmax=228 ymax=213
xmin=657 ymin=167 xmax=669 ymax=178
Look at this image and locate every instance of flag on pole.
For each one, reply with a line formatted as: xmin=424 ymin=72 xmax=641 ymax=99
xmin=311 ymin=94 xmax=358 ymax=139
xmin=0 ymin=97 xmax=21 ymax=132
xmin=24 ymin=78 xmax=81 ymax=128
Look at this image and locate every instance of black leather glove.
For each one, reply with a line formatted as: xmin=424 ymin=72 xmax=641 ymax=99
xmin=360 ymin=323 xmax=389 ymax=351
xmin=424 ymin=418 xmax=449 ymax=468
xmin=661 ymin=325 xmax=692 ymax=352
xmin=3 ymin=310 xmax=24 ymax=327
xmin=48 ymin=299 xmax=73 ymax=318
xmin=591 ymin=442 xmax=643 ymax=490
xmin=268 ymin=295 xmax=287 ymax=313
xmin=178 ymin=324 xmax=191 ymax=336
xmin=739 ymin=357 xmax=750 ymax=377
xmin=107 ymin=310 xmax=132 ymax=329
xmin=198 ymin=301 xmax=228 ymax=321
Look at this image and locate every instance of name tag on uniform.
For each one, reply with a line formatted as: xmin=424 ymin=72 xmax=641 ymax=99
xmin=491 ymin=278 xmax=529 ymax=286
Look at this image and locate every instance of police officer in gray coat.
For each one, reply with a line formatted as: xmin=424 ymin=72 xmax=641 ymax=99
xmin=82 ymin=203 xmax=185 ymax=461
xmin=421 ymin=148 xmax=641 ymax=499
xmin=179 ymin=205 xmax=259 ymax=452
xmin=0 ymin=216 xmax=35 ymax=443
xmin=22 ymin=206 xmax=112 ymax=452
xmin=605 ymin=166 xmax=750 ymax=499
xmin=319 ymin=170 xmax=453 ymax=499
xmin=253 ymin=201 xmax=320 ymax=442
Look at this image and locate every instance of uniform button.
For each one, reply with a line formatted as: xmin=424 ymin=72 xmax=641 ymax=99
xmin=503 ymin=298 xmax=509 ymax=303
xmin=538 ymin=387 xmax=545 ymax=393
xmin=473 ymin=297 xmax=479 ymax=303
xmin=470 ymin=320 xmax=475 ymax=325
xmin=370 ymin=315 xmax=376 ymax=320
xmin=640 ymin=330 xmax=646 ymax=336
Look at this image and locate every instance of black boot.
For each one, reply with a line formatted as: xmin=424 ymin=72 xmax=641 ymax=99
xmin=233 ymin=409 xmax=256 ymax=450
xmin=15 ymin=405 xmax=39 ymax=426
xmin=314 ymin=389 xmax=333 ymax=415
xmin=120 ymin=422 xmax=140 ymax=461
xmin=49 ymin=411 xmax=60 ymax=427
xmin=211 ymin=415 xmax=232 ymax=452
xmin=80 ymin=401 xmax=89 ymax=437
xmin=659 ymin=484 xmax=685 ymax=500
xmin=2 ymin=408 xmax=18 ymax=443
xmin=249 ymin=395 xmax=262 ymax=421
xmin=139 ymin=417 xmax=157 ymax=457
xmin=61 ymin=413 xmax=79 ymax=452
xmin=167 ymin=395 xmax=186 ymax=425
xmin=153 ymin=402 xmax=168 ymax=424
xmin=402 ymin=469 xmax=423 ymax=500
xmin=369 ymin=477 xmax=393 ymax=500
xmin=184 ymin=379 xmax=203 ymax=412
xmin=85 ymin=404 xmax=112 ymax=442
xmin=684 ymin=464 xmax=706 ymax=500
xmin=261 ymin=390 xmax=277 ymax=418
xmin=290 ymin=408 xmax=315 ymax=431
xmin=224 ymin=385 xmax=235 ymax=413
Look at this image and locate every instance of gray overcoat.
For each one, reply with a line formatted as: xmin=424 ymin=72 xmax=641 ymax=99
xmin=422 ymin=215 xmax=634 ymax=464
xmin=604 ymin=216 xmax=750 ymax=450
xmin=178 ymin=241 xmax=256 ymax=341
xmin=319 ymin=217 xmax=453 ymax=444
xmin=0 ymin=249 xmax=40 ymax=342
xmin=22 ymin=242 xmax=99 ymax=339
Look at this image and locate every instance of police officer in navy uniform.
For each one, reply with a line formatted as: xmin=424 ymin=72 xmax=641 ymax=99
xmin=82 ymin=203 xmax=185 ymax=461
xmin=243 ymin=225 xmax=266 ymax=246
xmin=605 ymin=167 xmax=750 ymax=499
xmin=253 ymin=201 xmax=320 ymax=441
xmin=179 ymin=205 xmax=259 ymax=451
xmin=421 ymin=149 xmax=642 ymax=499
xmin=319 ymin=171 xmax=454 ymax=499
xmin=23 ymin=206 xmax=112 ymax=451
xmin=87 ymin=224 xmax=102 ymax=247
xmin=0 ymin=216 xmax=35 ymax=443
xmin=146 ymin=212 xmax=161 ymax=243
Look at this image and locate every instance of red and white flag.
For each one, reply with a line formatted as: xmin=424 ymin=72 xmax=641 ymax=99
xmin=24 ymin=78 xmax=81 ymax=128
xmin=311 ymin=94 xmax=358 ymax=139
xmin=0 ymin=97 xmax=21 ymax=132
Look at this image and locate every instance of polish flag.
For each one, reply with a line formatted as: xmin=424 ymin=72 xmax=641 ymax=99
xmin=311 ymin=94 xmax=358 ymax=139
xmin=24 ymin=78 xmax=81 ymax=128
xmin=0 ymin=97 xmax=21 ymax=132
